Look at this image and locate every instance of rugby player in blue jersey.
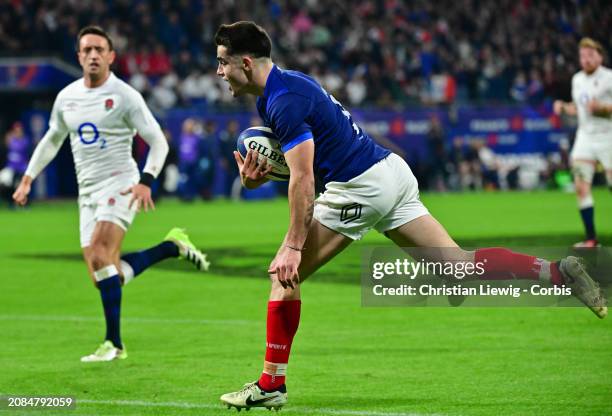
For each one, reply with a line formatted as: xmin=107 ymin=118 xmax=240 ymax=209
xmin=214 ymin=21 xmax=607 ymax=411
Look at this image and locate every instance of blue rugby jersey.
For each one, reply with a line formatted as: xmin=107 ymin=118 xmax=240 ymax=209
xmin=256 ymin=65 xmax=390 ymax=185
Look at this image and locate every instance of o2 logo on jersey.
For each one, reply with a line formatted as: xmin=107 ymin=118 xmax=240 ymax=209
xmin=579 ymin=92 xmax=589 ymax=105
xmin=78 ymin=122 xmax=107 ymax=149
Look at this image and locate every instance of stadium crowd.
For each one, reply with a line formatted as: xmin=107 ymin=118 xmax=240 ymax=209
xmin=0 ymin=113 xmax=573 ymax=207
xmin=1 ymin=0 xmax=610 ymax=109
xmin=1 ymin=0 xmax=609 ymax=203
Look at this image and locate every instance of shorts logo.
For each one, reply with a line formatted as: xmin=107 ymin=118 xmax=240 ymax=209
xmin=105 ymin=98 xmax=114 ymax=110
xmin=340 ymin=203 xmax=362 ymax=224
xmin=108 ymin=197 xmax=115 ymax=206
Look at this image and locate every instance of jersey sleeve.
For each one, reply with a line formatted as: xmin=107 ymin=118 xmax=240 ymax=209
xmin=48 ymin=95 xmax=69 ymax=135
xmin=570 ymin=73 xmax=579 ymax=103
xmin=605 ymin=72 xmax=612 ymax=101
xmin=24 ymin=95 xmax=69 ymax=179
xmin=268 ymin=93 xmax=313 ymax=153
xmin=124 ymin=90 xmax=169 ymax=177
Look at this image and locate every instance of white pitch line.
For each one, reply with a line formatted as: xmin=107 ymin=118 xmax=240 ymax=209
xmin=77 ymin=398 xmax=445 ymax=416
xmin=78 ymin=399 xmax=217 ymax=410
xmin=0 ymin=314 xmax=260 ymax=326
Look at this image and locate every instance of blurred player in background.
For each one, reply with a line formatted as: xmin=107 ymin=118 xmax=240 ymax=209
xmin=215 ymin=22 xmax=607 ymax=411
xmin=554 ymin=38 xmax=612 ymax=248
xmin=12 ymin=26 xmax=210 ymax=362
xmin=0 ymin=122 xmax=29 ymax=207
xmin=218 ymin=120 xmax=241 ymax=198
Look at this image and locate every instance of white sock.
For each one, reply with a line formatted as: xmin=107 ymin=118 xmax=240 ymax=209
xmin=578 ymin=195 xmax=594 ymax=209
xmin=536 ymin=258 xmax=552 ymax=283
xmin=120 ymin=260 xmax=134 ymax=285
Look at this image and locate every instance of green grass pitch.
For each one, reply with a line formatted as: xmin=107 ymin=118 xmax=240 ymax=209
xmin=1 ymin=190 xmax=611 ymax=416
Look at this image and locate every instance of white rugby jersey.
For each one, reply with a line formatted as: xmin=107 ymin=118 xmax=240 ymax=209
xmin=571 ymin=65 xmax=612 ymax=140
xmin=25 ymin=72 xmax=168 ymax=195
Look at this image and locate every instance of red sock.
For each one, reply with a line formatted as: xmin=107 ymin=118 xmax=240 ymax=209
xmin=475 ymin=248 xmax=563 ymax=285
xmin=258 ymin=300 xmax=301 ymax=391
xmin=550 ymin=263 xmax=563 ymax=286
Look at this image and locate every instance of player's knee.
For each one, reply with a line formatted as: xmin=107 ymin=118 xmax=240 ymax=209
xmin=571 ymin=163 xmax=595 ymax=187
xmin=575 ymin=183 xmax=592 ymax=201
xmin=269 ymin=279 xmax=299 ymax=300
xmin=90 ymin=255 xmax=109 ymax=272
xmin=87 ymin=243 xmax=114 ymax=271
xmin=269 ymin=277 xmax=284 ymax=291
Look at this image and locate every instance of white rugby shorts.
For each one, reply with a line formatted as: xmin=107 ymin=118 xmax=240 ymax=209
xmin=78 ymin=173 xmax=139 ymax=247
xmin=571 ymin=133 xmax=612 ymax=170
xmin=314 ymin=153 xmax=429 ymax=240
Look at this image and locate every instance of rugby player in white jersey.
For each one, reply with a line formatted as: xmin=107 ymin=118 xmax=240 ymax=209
xmin=554 ymin=38 xmax=612 ymax=247
xmin=13 ymin=26 xmax=210 ymax=362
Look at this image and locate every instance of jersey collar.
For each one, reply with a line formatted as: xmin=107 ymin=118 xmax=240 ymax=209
xmin=262 ymin=65 xmax=282 ymax=98
xmin=83 ymin=71 xmax=115 ymax=90
xmin=586 ymin=66 xmax=603 ymax=78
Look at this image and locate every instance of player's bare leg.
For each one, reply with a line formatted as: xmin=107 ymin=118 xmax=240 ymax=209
xmin=270 ymin=220 xmax=353 ymax=299
xmin=81 ymin=221 xmax=128 ymax=362
xmin=82 ymin=250 xmax=96 ymax=286
xmin=220 ymin=220 xmax=352 ymax=410
xmin=384 ymin=214 xmax=468 ymax=258
xmin=384 ymin=214 xmax=474 ymax=306
xmin=386 ymin=214 xmax=607 ymax=318
xmin=83 ymin=228 xmax=123 ymax=285
xmin=572 ymin=159 xmax=599 ymax=247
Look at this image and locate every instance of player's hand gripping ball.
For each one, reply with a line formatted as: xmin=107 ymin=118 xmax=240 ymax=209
xmin=236 ymin=127 xmax=290 ymax=181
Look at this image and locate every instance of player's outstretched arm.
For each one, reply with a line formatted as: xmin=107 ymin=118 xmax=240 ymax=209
xmin=234 ymin=150 xmax=273 ymax=189
xmin=12 ymin=175 xmax=33 ymax=206
xmin=268 ymin=140 xmax=315 ymax=289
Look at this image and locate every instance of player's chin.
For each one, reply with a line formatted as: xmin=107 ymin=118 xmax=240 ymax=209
xmin=582 ymin=64 xmax=596 ymax=73
xmin=228 ymin=81 xmax=245 ymax=97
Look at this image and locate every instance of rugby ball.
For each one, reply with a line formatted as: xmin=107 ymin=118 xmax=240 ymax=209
xmin=236 ymin=126 xmax=290 ymax=181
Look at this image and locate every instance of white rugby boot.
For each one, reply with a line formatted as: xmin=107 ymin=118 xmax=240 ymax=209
xmin=220 ymin=381 xmax=287 ymax=411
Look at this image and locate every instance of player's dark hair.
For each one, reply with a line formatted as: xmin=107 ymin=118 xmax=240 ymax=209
xmin=214 ymin=21 xmax=271 ymax=58
xmin=76 ymin=26 xmax=114 ymax=51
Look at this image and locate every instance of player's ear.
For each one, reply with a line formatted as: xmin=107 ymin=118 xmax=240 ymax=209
xmin=77 ymin=49 xmax=86 ymax=68
xmin=108 ymin=50 xmax=116 ymax=65
xmin=242 ymin=55 xmax=253 ymax=72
